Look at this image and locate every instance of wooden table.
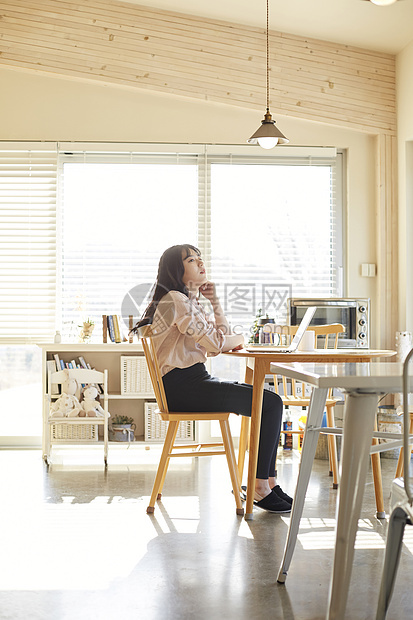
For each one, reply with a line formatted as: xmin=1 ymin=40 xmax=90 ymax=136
xmin=271 ymin=361 xmax=411 ymax=620
xmin=224 ymin=349 xmax=395 ymax=520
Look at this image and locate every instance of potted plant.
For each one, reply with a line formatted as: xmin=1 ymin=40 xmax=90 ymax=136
xmin=109 ymin=414 xmax=136 ymax=442
xmin=78 ymin=317 xmax=95 ymax=343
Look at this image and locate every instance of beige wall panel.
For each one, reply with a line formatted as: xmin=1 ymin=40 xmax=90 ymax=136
xmin=0 ymin=0 xmax=396 ymax=135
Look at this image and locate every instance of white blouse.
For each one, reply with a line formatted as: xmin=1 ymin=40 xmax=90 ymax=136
xmin=151 ymin=290 xmax=226 ymax=376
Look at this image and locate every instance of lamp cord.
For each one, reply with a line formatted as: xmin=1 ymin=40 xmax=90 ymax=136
xmin=266 ymin=0 xmax=270 ymax=112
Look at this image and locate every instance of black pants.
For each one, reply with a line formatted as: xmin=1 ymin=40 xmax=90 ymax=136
xmin=162 ymin=363 xmax=283 ymax=479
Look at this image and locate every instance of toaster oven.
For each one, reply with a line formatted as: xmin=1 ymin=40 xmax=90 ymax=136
xmin=288 ymin=298 xmax=370 ymax=348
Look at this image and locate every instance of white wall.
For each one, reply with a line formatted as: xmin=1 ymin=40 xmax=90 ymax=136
xmin=0 ymin=66 xmax=379 ymax=341
xmin=397 ymin=41 xmax=413 ymax=332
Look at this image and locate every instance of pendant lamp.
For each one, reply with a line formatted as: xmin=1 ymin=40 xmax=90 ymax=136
xmin=370 ymin=0 xmax=397 ymax=5
xmin=247 ymin=0 xmax=288 ymax=149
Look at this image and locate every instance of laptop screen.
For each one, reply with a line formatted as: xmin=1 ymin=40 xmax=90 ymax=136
xmin=289 ymin=306 xmax=317 ymax=349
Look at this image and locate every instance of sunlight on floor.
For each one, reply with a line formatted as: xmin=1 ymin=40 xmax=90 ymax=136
xmin=288 ymin=515 xmax=413 ymax=552
xmin=0 ymin=497 xmax=153 ymax=591
xmin=146 ymin=496 xmax=201 ymax=534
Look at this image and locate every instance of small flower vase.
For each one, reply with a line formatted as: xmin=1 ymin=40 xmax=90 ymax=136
xmin=79 ymin=321 xmax=94 ymax=343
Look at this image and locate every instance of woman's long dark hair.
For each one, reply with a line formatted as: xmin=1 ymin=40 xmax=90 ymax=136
xmin=131 ymin=244 xmax=200 ymax=333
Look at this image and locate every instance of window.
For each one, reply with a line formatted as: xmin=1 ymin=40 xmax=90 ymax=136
xmin=59 ymin=149 xmax=198 ymax=339
xmin=0 ymin=144 xmax=56 ymax=445
xmin=0 ymin=142 xmax=342 ymax=343
xmin=209 ymin=153 xmax=342 ymax=334
xmin=0 ymin=345 xmax=42 ymax=443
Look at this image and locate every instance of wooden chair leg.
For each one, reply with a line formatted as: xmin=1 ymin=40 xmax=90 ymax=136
xmin=220 ymin=419 xmax=244 ymax=516
xmin=328 ymin=445 xmax=333 ymax=477
xmin=326 ymin=405 xmax=339 ymax=489
xmin=147 ymin=421 xmax=179 ymax=514
xmin=156 ymin=421 xmax=180 ymax=499
xmin=371 ymin=414 xmax=385 ymax=519
xmin=238 ymin=416 xmax=250 ymax=482
xmin=395 ymin=413 xmax=413 ymax=478
xmin=395 ymin=446 xmax=404 ymax=478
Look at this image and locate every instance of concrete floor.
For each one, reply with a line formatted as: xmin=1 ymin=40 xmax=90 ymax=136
xmin=0 ymin=447 xmax=412 ymax=620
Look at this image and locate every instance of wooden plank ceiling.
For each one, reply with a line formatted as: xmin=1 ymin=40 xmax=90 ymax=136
xmin=0 ymin=0 xmax=396 ymax=134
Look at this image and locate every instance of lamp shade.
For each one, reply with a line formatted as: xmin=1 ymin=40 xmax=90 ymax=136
xmin=247 ymin=111 xmax=289 ymax=148
xmin=370 ymin=0 xmax=397 ymax=5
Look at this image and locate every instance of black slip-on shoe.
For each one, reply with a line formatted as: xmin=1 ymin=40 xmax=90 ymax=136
xmin=253 ymin=490 xmax=291 ymax=514
xmin=240 ymin=485 xmax=293 ymax=505
xmin=272 ymin=485 xmax=293 ymax=505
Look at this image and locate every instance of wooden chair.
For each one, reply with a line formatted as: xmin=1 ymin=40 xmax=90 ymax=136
xmin=276 ymin=324 xmax=345 ymax=488
xmin=138 ymin=325 xmax=244 ymax=516
xmin=44 ymin=368 xmax=109 ymax=467
xmin=237 ymin=324 xmax=345 ymax=489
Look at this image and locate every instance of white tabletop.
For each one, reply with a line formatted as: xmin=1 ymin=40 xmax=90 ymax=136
xmin=269 ymin=361 xmax=412 ymax=393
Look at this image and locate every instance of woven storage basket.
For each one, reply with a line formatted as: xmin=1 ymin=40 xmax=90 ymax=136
xmin=121 ymin=356 xmax=153 ymax=395
xmin=144 ymin=402 xmax=194 ymax=442
xmin=50 ymin=423 xmax=99 ymax=442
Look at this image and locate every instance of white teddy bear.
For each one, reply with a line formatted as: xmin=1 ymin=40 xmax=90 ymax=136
xmin=79 ymin=385 xmax=109 ymax=418
xmin=50 ymin=373 xmax=83 ymax=418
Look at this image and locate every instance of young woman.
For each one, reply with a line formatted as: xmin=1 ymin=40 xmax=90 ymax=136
xmin=134 ymin=244 xmax=292 ymax=513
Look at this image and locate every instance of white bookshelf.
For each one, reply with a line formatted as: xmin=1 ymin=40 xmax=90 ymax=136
xmin=39 ymin=343 xmax=157 ymax=456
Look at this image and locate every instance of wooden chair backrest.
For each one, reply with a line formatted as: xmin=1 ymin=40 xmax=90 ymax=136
xmin=274 ymin=324 xmax=345 ymax=399
xmin=275 ymin=323 xmax=345 ymax=348
xmin=138 ymin=324 xmax=169 ymax=414
xmin=311 ymin=323 xmax=346 ymax=349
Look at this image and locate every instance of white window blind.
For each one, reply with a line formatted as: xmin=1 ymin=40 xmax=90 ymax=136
xmin=0 ymin=142 xmax=343 ymax=344
xmin=58 ymin=146 xmax=200 ymax=338
xmin=59 ymin=144 xmax=341 ymax=339
xmin=0 ymin=143 xmax=57 ymax=343
xmin=206 ymin=147 xmax=342 ymax=332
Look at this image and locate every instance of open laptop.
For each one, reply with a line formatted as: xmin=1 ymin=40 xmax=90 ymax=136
xmin=246 ymin=306 xmax=317 ymax=352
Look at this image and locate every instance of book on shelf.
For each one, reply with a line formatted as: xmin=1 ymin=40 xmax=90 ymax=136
xmin=128 ymin=315 xmax=134 ymax=343
xmin=47 ymin=359 xmax=59 ymax=395
xmin=78 ymin=356 xmax=88 ymax=369
xmin=107 ymin=314 xmax=116 ymax=342
xmin=103 ymin=314 xmax=128 ymax=343
xmin=54 ymin=353 xmax=65 ymax=370
xmin=113 ymin=315 xmax=122 ymax=343
xmin=102 ymin=315 xmax=108 ymax=343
